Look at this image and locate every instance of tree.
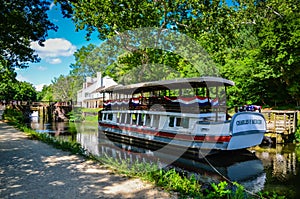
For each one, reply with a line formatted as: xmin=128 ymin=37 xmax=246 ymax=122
xmin=70 ymin=44 xmax=100 ymax=80
xmin=0 ymin=61 xmax=17 ymax=101
xmin=0 ymin=1 xmax=58 ymax=103
xmin=56 ymin=0 xmax=235 ymax=80
xmin=221 ymin=0 xmax=300 ymax=106
xmin=71 ymin=43 xmax=197 ymax=84
xmin=51 ymin=75 xmax=80 ymax=102
xmin=56 ymin=0 xmax=165 ymax=40
xmin=13 ymin=82 xmax=37 ymax=101
xmin=37 ymin=85 xmax=53 ymax=101
xmin=0 ymin=0 xmax=57 ymax=69
xmin=1 ymin=62 xmax=38 ymax=102
xmin=255 ymin=0 xmax=300 ymax=105
xmin=57 ymin=0 xmax=300 ymax=107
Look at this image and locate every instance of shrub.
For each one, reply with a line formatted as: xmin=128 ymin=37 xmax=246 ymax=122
xmin=295 ymin=120 xmax=300 ymax=142
xmin=3 ymin=108 xmax=25 ymax=123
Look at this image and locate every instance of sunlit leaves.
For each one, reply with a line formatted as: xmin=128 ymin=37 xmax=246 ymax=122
xmin=56 ymin=0 xmax=300 ymax=106
xmin=51 ymin=75 xmax=80 ymax=102
xmin=13 ymin=82 xmax=37 ymax=101
xmin=0 ymin=0 xmax=57 ymax=69
xmin=219 ymin=0 xmax=300 ymax=106
xmin=37 ymin=85 xmax=53 ymax=102
xmin=0 ymin=61 xmax=37 ymax=101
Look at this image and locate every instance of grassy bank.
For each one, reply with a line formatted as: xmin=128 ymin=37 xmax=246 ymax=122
xmin=2 ymin=108 xmax=284 ymax=199
xmin=68 ymin=107 xmax=100 ymax=122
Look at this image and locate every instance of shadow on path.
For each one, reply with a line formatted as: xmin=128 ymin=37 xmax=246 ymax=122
xmin=0 ymin=121 xmax=175 ymax=199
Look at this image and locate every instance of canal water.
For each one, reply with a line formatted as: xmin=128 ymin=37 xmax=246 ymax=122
xmin=29 ymin=118 xmax=300 ymax=198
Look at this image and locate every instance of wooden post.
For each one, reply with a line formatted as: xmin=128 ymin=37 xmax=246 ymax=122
xmin=288 ymin=113 xmax=291 ymax=134
xmin=274 ymin=112 xmax=277 ymax=133
xmin=294 ymin=111 xmax=298 ymax=134
xmin=42 ymin=106 xmax=45 ymax=122
xmin=284 ymin=112 xmax=287 ymax=133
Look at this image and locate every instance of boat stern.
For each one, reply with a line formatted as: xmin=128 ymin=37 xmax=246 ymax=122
xmin=227 ymin=112 xmax=266 ymax=150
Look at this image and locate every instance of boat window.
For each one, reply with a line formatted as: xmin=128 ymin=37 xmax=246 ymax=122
xmin=168 ymin=116 xmax=189 ymax=128
xmin=169 ymin=116 xmax=175 ymax=127
xmin=111 ymin=113 xmax=120 ymax=122
xmin=118 ymin=113 xmax=122 ymax=123
xmin=152 ymin=115 xmax=160 ymax=128
xmin=218 ymin=87 xmax=226 ymax=106
xmin=120 ymin=113 xmax=126 ymax=123
xmin=116 ymin=113 xmax=120 ymax=123
xmin=196 ymin=87 xmax=207 ymax=97
xmin=131 ymin=113 xmax=137 ymax=125
xmin=138 ymin=114 xmax=144 ymax=125
xmin=209 ymin=87 xmax=217 ymax=99
xmin=125 ymin=113 xmax=130 ymax=124
xmin=159 ymin=90 xmax=167 ymax=97
xmin=182 ymin=117 xmax=189 ymax=128
xmin=176 ymin=117 xmax=182 ymax=126
xmin=182 ymin=88 xmax=194 ymax=96
xmin=145 ymin=114 xmax=151 ymax=126
xmin=108 ymin=113 xmax=113 ymax=120
xmin=170 ymin=89 xmax=179 ymax=96
xmin=140 ymin=97 xmax=149 ymax=105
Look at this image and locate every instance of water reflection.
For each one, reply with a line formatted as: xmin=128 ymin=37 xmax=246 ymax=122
xmin=251 ymin=145 xmax=300 ymax=197
xmin=75 ymin=123 xmax=99 ymax=156
xmin=96 ymin=131 xmax=266 ymax=193
xmin=29 ymin=119 xmax=300 ymax=197
xmin=30 ymin=120 xmax=69 ymax=135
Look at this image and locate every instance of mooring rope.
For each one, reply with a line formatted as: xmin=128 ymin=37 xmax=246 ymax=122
xmin=198 ymin=150 xmax=261 ymax=198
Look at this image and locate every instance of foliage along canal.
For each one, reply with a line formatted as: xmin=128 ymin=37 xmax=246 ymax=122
xmin=29 ymin=118 xmax=300 ymax=198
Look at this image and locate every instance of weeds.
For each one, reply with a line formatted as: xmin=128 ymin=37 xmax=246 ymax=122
xmin=21 ymin=125 xmax=87 ymax=156
xmin=68 ymin=108 xmax=84 ymax=122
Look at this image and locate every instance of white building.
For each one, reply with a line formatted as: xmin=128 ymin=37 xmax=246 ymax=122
xmin=77 ymin=72 xmax=117 ymax=108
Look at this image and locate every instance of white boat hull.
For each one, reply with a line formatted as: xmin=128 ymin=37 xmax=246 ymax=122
xmin=98 ymin=111 xmax=266 ymax=151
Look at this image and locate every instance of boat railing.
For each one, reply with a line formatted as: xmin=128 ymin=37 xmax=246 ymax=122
xmin=103 ymin=96 xmax=227 ymax=113
xmin=99 ymin=109 xmax=227 ymax=126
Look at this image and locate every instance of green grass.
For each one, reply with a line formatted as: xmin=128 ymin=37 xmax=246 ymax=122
xmin=68 ymin=107 xmax=99 ymax=122
xmin=81 ymin=108 xmax=102 ymax=113
xmin=83 ymin=115 xmax=98 ymax=122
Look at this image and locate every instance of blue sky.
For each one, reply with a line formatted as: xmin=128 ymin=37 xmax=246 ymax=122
xmin=16 ymin=3 xmax=101 ymax=91
xmin=17 ymin=1 xmax=235 ymax=91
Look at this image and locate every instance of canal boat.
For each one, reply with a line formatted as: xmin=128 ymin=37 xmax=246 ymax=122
xmin=98 ymin=76 xmax=266 ymax=152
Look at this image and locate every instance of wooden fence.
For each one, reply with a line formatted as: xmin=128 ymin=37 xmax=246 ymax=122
xmin=262 ymin=110 xmax=298 ymax=143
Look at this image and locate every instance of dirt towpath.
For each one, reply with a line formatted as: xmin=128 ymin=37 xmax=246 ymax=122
xmin=0 ymin=121 xmax=177 ymax=199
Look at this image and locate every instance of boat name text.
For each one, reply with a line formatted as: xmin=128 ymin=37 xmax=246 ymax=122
xmin=236 ymin=119 xmax=262 ymax=126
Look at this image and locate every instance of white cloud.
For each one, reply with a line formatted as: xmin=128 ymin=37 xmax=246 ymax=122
xmin=16 ymin=74 xmax=29 ymax=82
xmin=34 ymin=84 xmax=47 ymax=92
xmin=30 ymin=38 xmax=76 ymax=59
xmin=46 ymin=58 xmax=62 ymax=64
